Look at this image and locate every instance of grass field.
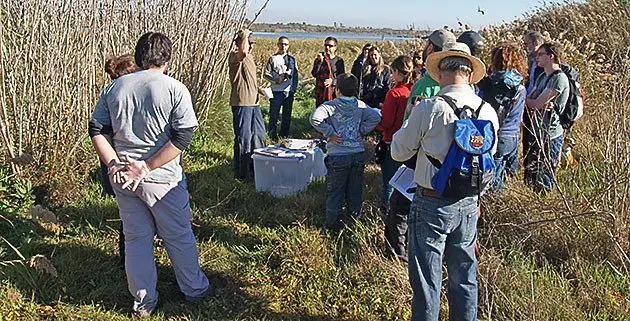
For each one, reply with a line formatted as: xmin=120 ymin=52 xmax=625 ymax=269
xmin=2 ymin=89 xmax=628 ymax=320
xmin=1 ymin=0 xmax=629 ymax=320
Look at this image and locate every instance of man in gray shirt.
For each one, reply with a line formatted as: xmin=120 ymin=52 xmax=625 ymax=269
xmin=90 ymin=32 xmax=210 ymax=317
xmin=264 ymin=36 xmax=298 ymax=140
xmin=525 ymin=41 xmax=569 ymax=192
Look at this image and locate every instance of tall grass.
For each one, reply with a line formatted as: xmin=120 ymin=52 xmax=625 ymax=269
xmin=479 ymin=0 xmax=630 ymax=266
xmin=0 ymin=0 xmax=247 ymax=201
xmin=0 ymin=0 xmax=628 ymax=319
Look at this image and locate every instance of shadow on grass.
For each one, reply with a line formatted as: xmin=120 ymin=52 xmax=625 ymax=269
xmin=1 ymin=202 xmax=336 ymax=320
xmin=186 ymin=148 xmax=328 ymax=230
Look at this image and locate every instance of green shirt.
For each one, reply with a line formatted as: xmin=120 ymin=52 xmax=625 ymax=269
xmin=528 ymin=71 xmax=569 ymax=140
xmin=405 ymin=74 xmax=441 ymax=120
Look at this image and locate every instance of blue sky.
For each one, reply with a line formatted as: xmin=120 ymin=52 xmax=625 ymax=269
xmin=247 ymin=0 xmax=570 ymax=30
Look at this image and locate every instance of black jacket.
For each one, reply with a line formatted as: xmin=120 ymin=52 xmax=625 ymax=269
xmin=351 ymin=54 xmax=366 ymax=80
xmin=361 ymin=66 xmax=391 ymax=108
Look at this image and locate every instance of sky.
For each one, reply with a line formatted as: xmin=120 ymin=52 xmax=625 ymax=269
xmin=247 ymin=0 xmax=570 ymax=30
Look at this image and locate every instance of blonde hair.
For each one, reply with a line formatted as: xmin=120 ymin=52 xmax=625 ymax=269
xmin=363 ymin=46 xmax=386 ymax=76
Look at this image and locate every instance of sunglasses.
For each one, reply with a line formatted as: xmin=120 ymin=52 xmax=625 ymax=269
xmin=324 ymin=44 xmax=336 ymax=48
xmin=278 ymin=43 xmax=289 ymax=46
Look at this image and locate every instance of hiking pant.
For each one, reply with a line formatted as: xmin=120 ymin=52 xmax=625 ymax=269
xmin=232 ymin=106 xmax=267 ymax=179
xmin=380 ymin=145 xmax=402 ymax=210
xmin=384 ymin=189 xmax=411 ymax=261
xmin=491 ymin=135 xmax=519 ymax=191
xmin=408 ymin=189 xmax=478 ymax=321
xmin=114 ymin=179 xmax=209 ymax=315
xmin=324 ymin=152 xmax=365 ymax=232
xmin=268 ymin=91 xmax=294 ymax=139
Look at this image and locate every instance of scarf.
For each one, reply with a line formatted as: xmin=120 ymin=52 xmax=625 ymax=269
xmin=315 ymin=55 xmax=334 ymax=104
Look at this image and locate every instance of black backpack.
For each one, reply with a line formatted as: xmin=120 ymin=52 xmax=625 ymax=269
xmin=558 ymin=63 xmax=584 ymax=129
xmin=477 ymin=70 xmax=521 ymax=128
xmin=543 ymin=63 xmax=585 ymax=129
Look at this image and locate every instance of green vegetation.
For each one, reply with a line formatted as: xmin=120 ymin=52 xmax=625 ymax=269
xmin=1 ymin=0 xmax=629 ymax=320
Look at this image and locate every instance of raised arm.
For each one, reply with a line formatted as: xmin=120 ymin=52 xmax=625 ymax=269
xmin=235 ymin=29 xmax=251 ymax=61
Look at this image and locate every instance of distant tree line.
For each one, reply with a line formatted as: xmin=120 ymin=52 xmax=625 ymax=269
xmin=248 ymin=21 xmax=429 ymax=37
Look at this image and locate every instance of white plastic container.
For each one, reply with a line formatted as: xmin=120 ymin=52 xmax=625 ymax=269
xmin=252 ymin=148 xmax=326 ymax=198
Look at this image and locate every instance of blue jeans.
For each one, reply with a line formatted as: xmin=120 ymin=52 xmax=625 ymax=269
xmin=380 ymin=145 xmax=402 ymax=208
xmin=524 ymin=132 xmax=564 ymax=193
xmin=408 ymin=190 xmax=478 ymax=321
xmin=324 ymin=152 xmax=365 ymax=232
xmin=541 ymin=134 xmax=564 ymax=191
xmin=232 ymin=106 xmax=267 ymax=179
xmin=491 ymin=135 xmax=519 ymax=191
xmin=268 ymin=91 xmax=294 ymax=139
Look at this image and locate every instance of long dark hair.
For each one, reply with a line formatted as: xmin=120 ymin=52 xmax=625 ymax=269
xmin=390 ymin=55 xmax=415 ymax=84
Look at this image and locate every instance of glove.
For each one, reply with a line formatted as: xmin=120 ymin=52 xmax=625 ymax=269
xmin=120 ymin=155 xmax=151 ymax=192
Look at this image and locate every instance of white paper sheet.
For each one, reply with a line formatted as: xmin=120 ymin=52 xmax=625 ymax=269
xmin=389 ymin=165 xmax=417 ymax=201
xmin=263 ymin=87 xmax=274 ymax=99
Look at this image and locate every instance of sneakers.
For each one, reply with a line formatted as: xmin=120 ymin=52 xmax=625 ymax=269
xmin=131 ymin=287 xmax=212 ymax=317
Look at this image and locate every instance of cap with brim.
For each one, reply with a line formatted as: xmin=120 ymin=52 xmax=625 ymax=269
xmin=421 ymin=29 xmax=456 ymax=48
xmin=457 ymin=31 xmax=483 ymax=49
xmin=425 ymin=41 xmax=486 ymax=84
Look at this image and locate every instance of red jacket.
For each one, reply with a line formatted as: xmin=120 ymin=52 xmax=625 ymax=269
xmin=376 ymin=82 xmax=413 ymax=142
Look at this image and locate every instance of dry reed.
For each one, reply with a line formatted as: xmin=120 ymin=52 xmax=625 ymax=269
xmin=0 ymin=0 xmax=248 ymax=200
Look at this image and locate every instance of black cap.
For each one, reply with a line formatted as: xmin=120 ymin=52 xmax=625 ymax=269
xmin=457 ymin=31 xmax=484 ymax=55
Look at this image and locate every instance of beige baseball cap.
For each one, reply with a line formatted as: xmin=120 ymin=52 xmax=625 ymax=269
xmin=422 ymin=29 xmax=457 ymax=49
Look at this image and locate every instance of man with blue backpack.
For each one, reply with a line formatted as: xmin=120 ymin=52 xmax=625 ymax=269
xmin=391 ymin=41 xmax=499 ymax=321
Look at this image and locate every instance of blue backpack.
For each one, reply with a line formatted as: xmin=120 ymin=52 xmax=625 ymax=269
xmin=426 ymin=95 xmax=496 ymax=199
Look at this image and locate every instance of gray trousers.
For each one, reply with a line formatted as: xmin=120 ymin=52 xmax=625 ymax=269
xmin=114 ymin=179 xmax=209 ymax=314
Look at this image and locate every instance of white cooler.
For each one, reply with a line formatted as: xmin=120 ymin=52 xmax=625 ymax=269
xmin=252 ymin=147 xmax=326 ymax=198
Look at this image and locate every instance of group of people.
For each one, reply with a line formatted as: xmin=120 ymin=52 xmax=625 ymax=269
xmin=306 ymin=29 xmax=572 ymax=321
xmin=90 ymin=27 xmax=573 ymax=320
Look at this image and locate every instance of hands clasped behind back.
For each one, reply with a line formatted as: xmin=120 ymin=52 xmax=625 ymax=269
xmin=107 ymin=155 xmax=152 ymax=192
